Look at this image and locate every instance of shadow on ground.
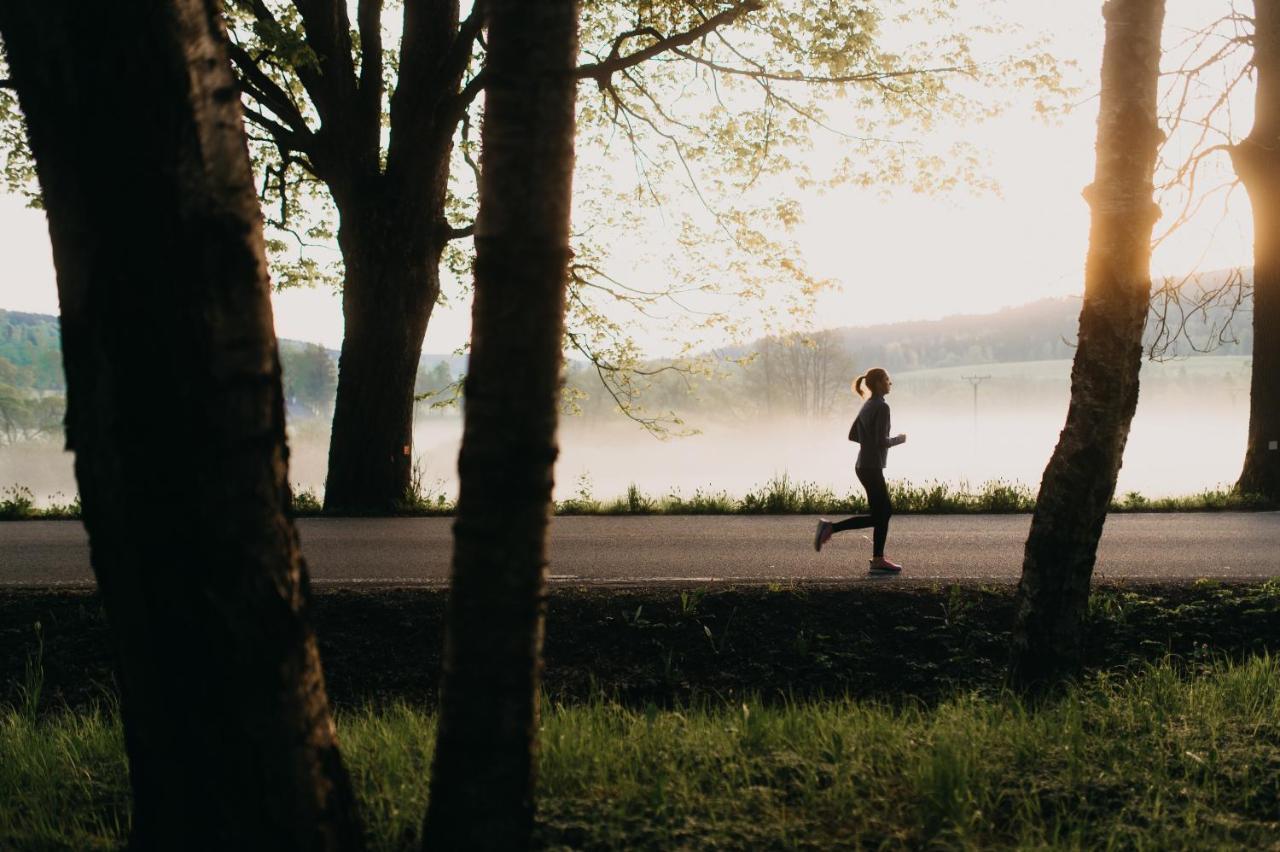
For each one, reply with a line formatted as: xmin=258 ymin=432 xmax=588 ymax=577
xmin=3 ymin=580 xmax=1279 ymax=712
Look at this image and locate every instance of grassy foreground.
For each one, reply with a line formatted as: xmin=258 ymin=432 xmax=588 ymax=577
xmin=4 ymin=657 xmax=1280 ymax=850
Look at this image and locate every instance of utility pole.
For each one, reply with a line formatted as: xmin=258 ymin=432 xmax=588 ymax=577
xmin=961 ymin=374 xmax=992 ymax=451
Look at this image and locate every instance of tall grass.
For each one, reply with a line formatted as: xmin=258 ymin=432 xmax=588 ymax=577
xmin=0 ymin=477 xmax=1272 ymax=518
xmin=377 ymin=475 xmax=1274 ymax=516
xmin=5 ymin=657 xmax=1280 ymax=849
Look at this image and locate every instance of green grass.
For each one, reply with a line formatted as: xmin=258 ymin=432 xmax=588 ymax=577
xmin=0 ymin=485 xmax=80 ymax=521
xmin=0 ymin=476 xmax=1273 ymax=519
xmin=342 ymin=474 xmax=1275 ymax=516
xmin=5 ymin=657 xmax=1280 ymax=849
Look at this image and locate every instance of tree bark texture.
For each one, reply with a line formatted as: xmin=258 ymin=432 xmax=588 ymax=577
xmin=316 ymin=1 xmax=465 ymax=514
xmin=1009 ymin=0 xmax=1165 ymax=691
xmin=0 ymin=2 xmax=363 ymax=848
xmin=1235 ymin=0 xmax=1280 ymax=502
xmin=421 ymin=0 xmax=580 ymax=848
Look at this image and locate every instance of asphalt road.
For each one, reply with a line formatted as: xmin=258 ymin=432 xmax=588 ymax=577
xmin=1 ymin=513 xmax=1278 ymax=587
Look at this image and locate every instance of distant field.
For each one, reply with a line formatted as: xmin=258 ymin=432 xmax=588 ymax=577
xmin=892 ymin=354 xmax=1252 ymax=394
xmin=0 ymin=355 xmax=1259 ymax=506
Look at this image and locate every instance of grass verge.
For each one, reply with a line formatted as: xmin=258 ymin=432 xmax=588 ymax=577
xmin=2 ymin=475 xmax=1273 ymax=519
xmin=4 ymin=656 xmax=1280 ymax=849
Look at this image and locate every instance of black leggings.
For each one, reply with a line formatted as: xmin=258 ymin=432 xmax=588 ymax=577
xmin=831 ymin=467 xmax=892 ymax=557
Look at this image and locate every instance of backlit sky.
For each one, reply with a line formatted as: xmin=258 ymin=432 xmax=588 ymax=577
xmin=0 ymin=1 xmax=1254 ymax=353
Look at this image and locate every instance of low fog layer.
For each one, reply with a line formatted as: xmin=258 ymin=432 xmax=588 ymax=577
xmin=1 ymin=356 xmax=1251 ymax=505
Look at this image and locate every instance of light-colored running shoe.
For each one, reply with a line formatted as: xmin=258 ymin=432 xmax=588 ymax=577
xmin=868 ymin=556 xmax=902 ymax=574
xmin=814 ymin=520 xmax=833 ymax=552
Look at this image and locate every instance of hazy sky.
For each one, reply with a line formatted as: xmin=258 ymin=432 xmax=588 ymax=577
xmin=0 ymin=2 xmax=1253 ymax=353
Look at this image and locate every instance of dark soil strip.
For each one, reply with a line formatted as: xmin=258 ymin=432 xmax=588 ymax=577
xmin=3 ymin=580 xmax=1279 ymax=713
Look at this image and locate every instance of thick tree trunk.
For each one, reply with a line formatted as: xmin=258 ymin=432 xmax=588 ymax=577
xmin=0 ymin=2 xmax=363 ymax=848
xmin=1235 ymin=0 xmax=1280 ymax=502
xmin=421 ymin=0 xmax=579 ymax=848
xmin=318 ymin=1 xmax=463 ymax=515
xmin=324 ymin=206 xmax=444 ymax=513
xmin=1009 ymin=0 xmax=1165 ymax=691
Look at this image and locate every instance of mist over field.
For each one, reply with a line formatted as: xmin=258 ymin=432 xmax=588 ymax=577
xmin=0 ymin=355 xmax=1251 ymax=505
xmin=552 ymin=357 xmax=1252 ymax=501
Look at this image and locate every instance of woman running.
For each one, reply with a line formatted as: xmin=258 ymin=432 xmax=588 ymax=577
xmin=813 ymin=367 xmax=906 ymax=573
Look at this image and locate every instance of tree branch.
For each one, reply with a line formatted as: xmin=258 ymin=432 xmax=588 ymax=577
xmin=226 ymin=41 xmax=313 ymax=139
xmin=671 ymin=48 xmax=972 ymax=87
xmin=356 ymin=0 xmax=385 ymax=145
xmin=292 ymin=0 xmax=359 ymax=123
xmin=241 ymin=103 xmax=314 ymax=159
xmin=576 ymin=1 xmax=763 ymax=86
xmin=387 ymin=1 xmax=470 ymax=187
xmin=453 ymin=69 xmax=487 ymax=116
xmin=441 ymin=222 xmax=475 ymax=241
xmin=440 ymin=6 xmax=488 ymax=124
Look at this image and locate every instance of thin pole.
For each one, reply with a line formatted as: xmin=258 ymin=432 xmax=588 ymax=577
xmin=961 ymin=374 xmax=992 ymax=452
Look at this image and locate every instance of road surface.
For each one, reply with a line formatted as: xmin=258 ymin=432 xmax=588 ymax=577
xmin=1 ymin=513 xmax=1278 ymax=586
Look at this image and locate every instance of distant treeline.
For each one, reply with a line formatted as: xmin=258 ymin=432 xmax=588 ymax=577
xmin=1 ymin=288 xmax=1254 ymax=433
xmin=0 ymin=310 xmax=458 ymax=434
xmin=565 ymin=293 xmax=1254 ymax=420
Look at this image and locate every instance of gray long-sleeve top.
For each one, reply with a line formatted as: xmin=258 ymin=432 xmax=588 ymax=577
xmin=848 ymin=394 xmax=904 ymax=469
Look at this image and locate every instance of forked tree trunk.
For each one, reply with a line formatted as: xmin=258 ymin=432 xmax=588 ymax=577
xmin=420 ymin=0 xmax=580 ymax=848
xmin=1009 ymin=0 xmax=1166 ymax=691
xmin=1235 ymin=0 xmax=1280 ymax=502
xmin=0 ymin=2 xmax=363 ymax=848
xmin=319 ymin=2 xmax=464 ymax=515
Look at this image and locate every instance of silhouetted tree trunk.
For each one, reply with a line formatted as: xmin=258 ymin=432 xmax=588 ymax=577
xmin=1009 ymin=0 xmax=1165 ymax=691
xmin=1235 ymin=0 xmax=1280 ymax=502
xmin=316 ymin=0 xmax=467 ymax=513
xmin=0 ymin=2 xmax=363 ymax=848
xmin=324 ymin=197 xmax=450 ymax=513
xmin=420 ymin=0 xmax=579 ymax=848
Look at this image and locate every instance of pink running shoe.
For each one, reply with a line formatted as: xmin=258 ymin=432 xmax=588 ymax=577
xmin=868 ymin=556 xmax=902 ymax=574
xmin=813 ymin=520 xmax=833 ymax=552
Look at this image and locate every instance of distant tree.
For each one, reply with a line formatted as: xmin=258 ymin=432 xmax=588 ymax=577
xmin=1144 ymin=3 xmax=1277 ymax=498
xmin=1009 ymin=0 xmax=1166 ymax=691
xmin=0 ymin=1 xmax=363 ymax=847
xmin=421 ymin=0 xmax=578 ymax=846
xmin=413 ymin=360 xmax=454 ymax=415
xmin=747 ymin=330 xmax=854 ymax=418
xmin=0 ymin=383 xmax=63 ymax=444
xmin=281 ymin=341 xmax=337 ymax=416
xmin=1233 ymin=0 xmax=1280 ymax=501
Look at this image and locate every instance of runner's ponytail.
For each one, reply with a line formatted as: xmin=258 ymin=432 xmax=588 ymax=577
xmin=853 ymin=367 xmax=888 ymax=399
